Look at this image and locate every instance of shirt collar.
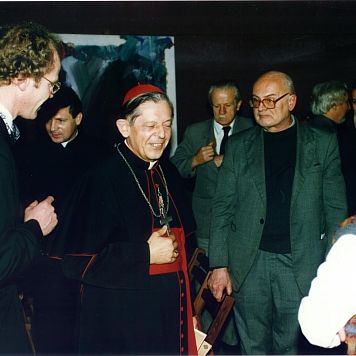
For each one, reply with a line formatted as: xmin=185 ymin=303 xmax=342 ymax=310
xmin=123 ymin=140 xmax=158 ymax=170
xmin=213 ymin=117 xmax=235 ymax=137
xmin=61 ymin=130 xmax=79 ymax=148
xmin=0 ymin=102 xmax=14 ymax=136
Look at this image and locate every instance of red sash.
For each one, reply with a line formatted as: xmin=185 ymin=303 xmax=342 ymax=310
xmin=149 ymin=227 xmax=184 ymax=275
xmin=149 ymin=227 xmax=197 ymax=355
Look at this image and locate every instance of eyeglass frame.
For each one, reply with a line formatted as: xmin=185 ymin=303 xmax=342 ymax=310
xmin=249 ymin=92 xmax=290 ymax=109
xmin=43 ymin=76 xmax=61 ymax=94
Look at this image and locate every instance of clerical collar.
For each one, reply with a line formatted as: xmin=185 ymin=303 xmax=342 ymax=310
xmin=123 ymin=140 xmax=158 ymax=170
xmin=148 ymin=161 xmax=157 ymax=170
xmin=61 ymin=130 xmax=78 ymax=148
xmin=0 ymin=102 xmax=14 ymax=136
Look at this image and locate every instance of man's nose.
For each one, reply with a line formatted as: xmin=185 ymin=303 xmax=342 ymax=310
xmin=156 ymin=124 xmax=165 ymax=138
xmin=49 ymin=120 xmax=57 ymax=131
xmin=219 ymin=105 xmax=226 ymax=115
xmin=258 ymin=100 xmax=266 ymax=111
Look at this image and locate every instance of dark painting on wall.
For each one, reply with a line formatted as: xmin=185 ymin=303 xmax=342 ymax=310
xmin=59 ymin=34 xmax=177 ymax=149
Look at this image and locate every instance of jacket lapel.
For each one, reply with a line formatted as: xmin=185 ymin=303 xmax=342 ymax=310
xmin=245 ymin=127 xmax=266 ymax=208
xmin=0 ymin=117 xmax=13 ymax=147
xmin=290 ymin=121 xmax=315 ymax=210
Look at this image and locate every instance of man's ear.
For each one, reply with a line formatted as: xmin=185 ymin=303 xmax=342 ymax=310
xmin=288 ymin=94 xmax=297 ymax=111
xmin=74 ymin=112 xmax=83 ymax=126
xmin=116 ymin=119 xmax=130 ymax=138
xmin=236 ymin=100 xmax=242 ymax=111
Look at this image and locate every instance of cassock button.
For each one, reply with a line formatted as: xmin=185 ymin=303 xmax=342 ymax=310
xmin=180 ymin=320 xmax=184 ymax=325
xmin=181 ymin=292 xmax=185 ymax=298
xmin=180 ymin=307 xmax=184 ymax=312
xmin=181 ymin=347 xmax=184 ymax=352
xmin=180 ymin=279 xmax=184 ymax=284
xmin=181 ymin=333 xmax=184 ymax=339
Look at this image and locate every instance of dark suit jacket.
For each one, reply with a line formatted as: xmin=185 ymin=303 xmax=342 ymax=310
xmin=171 ymin=116 xmax=254 ymax=245
xmin=0 ymin=119 xmax=43 ymax=353
xmin=308 ymin=115 xmax=356 ymax=215
xmin=209 ymin=119 xmax=347 ymax=295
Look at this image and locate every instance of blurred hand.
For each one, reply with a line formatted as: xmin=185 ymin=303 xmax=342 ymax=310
xmin=191 ymin=141 xmax=215 ymax=169
xmin=208 ymin=267 xmax=232 ymax=302
xmin=338 ymin=327 xmax=346 ymax=342
xmin=147 ymin=225 xmax=178 ymax=264
xmin=24 ymin=195 xmax=58 ymax=236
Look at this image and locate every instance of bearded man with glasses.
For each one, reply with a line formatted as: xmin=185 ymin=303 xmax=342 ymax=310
xmin=208 ymin=71 xmax=347 ymax=354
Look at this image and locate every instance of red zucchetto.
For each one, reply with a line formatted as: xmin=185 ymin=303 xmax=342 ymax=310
xmin=122 ymin=84 xmax=164 ymax=105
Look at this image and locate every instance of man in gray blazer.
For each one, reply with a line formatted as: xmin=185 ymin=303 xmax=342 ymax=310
xmin=208 ymin=71 xmax=348 ymax=354
xmin=171 ymin=81 xmax=254 ymax=254
xmin=171 ymin=81 xmax=254 ymax=348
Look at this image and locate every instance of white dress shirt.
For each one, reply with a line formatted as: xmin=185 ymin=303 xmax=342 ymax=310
xmin=213 ymin=119 xmax=235 ymax=154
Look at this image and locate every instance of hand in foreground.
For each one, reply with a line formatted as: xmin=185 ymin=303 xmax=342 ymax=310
xmin=147 ymin=225 xmax=178 ymax=264
xmin=342 ymin=315 xmax=356 ymax=355
xmin=338 ymin=327 xmax=346 ymax=343
xmin=208 ymin=267 xmax=232 ymax=302
xmin=24 ymin=195 xmax=58 ymax=236
xmin=191 ymin=142 xmax=215 ymax=169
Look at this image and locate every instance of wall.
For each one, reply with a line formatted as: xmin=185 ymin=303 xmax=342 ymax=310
xmin=2 ymin=1 xmax=356 ymax=141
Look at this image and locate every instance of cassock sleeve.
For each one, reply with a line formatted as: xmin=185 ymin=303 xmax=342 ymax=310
xmin=53 ymin=167 xmax=152 ymax=290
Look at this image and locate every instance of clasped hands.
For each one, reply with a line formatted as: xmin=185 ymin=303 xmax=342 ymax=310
xmin=148 ymin=225 xmax=179 ymax=264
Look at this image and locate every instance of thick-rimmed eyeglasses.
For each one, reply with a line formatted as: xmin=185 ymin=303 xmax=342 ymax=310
xmin=249 ymin=92 xmax=290 ymax=109
xmin=43 ymin=76 xmax=61 ymax=94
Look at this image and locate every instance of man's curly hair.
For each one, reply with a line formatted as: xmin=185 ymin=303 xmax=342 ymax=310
xmin=0 ymin=22 xmax=62 ymax=86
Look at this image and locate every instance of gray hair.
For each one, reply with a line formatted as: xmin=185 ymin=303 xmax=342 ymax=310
xmin=311 ymin=80 xmax=348 ymax=115
xmin=208 ymin=81 xmax=241 ymax=105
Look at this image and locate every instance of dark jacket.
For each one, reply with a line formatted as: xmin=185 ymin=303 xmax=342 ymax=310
xmin=0 ymin=118 xmax=43 ymax=353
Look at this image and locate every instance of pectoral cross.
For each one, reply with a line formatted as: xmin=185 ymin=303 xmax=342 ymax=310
xmin=157 ymin=186 xmax=172 ymax=235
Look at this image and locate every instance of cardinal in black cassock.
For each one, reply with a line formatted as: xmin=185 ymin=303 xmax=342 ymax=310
xmin=51 ymin=84 xmax=197 ymax=355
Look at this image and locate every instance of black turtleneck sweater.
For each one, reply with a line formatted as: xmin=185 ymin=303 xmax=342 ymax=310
xmin=259 ymin=123 xmax=297 ymax=254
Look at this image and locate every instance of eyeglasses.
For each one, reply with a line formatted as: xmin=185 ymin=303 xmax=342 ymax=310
xmin=249 ymin=92 xmax=290 ymax=109
xmin=43 ymin=76 xmax=61 ymax=94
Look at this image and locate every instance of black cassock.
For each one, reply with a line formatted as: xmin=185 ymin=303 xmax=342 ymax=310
xmin=52 ymin=142 xmax=197 ymax=355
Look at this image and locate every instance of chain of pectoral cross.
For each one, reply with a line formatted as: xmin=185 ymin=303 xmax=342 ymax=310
xmin=116 ymin=144 xmax=173 ymax=232
xmin=157 ymin=186 xmax=172 ymax=234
